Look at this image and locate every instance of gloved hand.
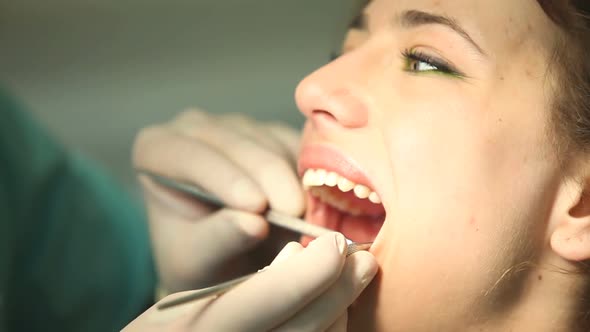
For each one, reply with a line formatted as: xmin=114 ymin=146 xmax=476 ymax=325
xmin=122 ymin=233 xmax=378 ymax=332
xmin=132 ymin=109 xmax=305 ymax=292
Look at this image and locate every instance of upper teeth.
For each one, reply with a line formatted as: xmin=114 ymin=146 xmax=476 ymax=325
xmin=302 ymin=168 xmax=382 ymax=204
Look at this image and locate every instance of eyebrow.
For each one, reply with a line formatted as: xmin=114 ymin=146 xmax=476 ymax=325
xmin=349 ymin=9 xmax=487 ymax=57
xmin=398 ymin=10 xmax=486 ymax=56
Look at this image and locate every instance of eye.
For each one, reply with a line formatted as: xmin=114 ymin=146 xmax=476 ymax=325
xmin=409 ymin=60 xmax=437 ymax=72
xmin=402 ymin=49 xmax=464 ymax=77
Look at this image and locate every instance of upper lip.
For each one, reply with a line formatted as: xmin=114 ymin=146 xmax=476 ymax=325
xmin=298 ymin=144 xmax=379 ymax=195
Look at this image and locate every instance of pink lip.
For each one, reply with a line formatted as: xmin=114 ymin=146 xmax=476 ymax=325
xmin=298 ymin=144 xmax=376 ymax=192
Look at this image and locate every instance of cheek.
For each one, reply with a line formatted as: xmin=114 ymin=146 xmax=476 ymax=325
xmin=383 ymin=103 xmax=490 ymax=231
xmin=381 ymin=97 xmax=554 ymax=237
xmin=379 ymin=108 xmax=494 ymax=286
xmin=371 ymin=99 xmax=559 ymax=316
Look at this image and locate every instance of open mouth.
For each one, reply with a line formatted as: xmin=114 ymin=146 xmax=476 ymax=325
xmin=300 ymin=168 xmax=386 ymax=245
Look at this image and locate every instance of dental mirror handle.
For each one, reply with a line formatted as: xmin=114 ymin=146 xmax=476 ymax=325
xmin=136 ymin=169 xmax=344 ymax=240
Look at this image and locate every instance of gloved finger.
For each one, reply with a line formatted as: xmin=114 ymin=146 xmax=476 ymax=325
xmin=220 ymin=113 xmax=292 ymax=163
xmin=148 ymin=207 xmax=269 ymax=290
xmin=324 ymin=313 xmax=348 ymax=332
xmin=192 ymin=233 xmax=348 ymax=332
xmin=185 ymin=119 xmax=305 ymax=216
xmin=270 ymin=241 xmax=304 ymax=266
xmin=139 ymin=174 xmax=215 ymax=219
xmin=223 ymin=115 xmax=301 ymax=170
xmin=274 ymin=251 xmax=378 ymax=331
xmin=123 ymin=291 xmax=217 ymax=331
xmin=133 ymin=125 xmax=266 ymax=212
xmin=186 ymin=208 xmax=269 ymax=270
xmin=140 ymin=242 xmax=304 ymax=329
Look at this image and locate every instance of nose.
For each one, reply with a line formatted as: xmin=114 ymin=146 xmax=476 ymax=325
xmin=295 ymin=56 xmax=371 ymax=129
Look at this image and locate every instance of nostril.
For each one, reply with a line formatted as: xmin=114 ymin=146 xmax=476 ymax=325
xmin=310 ymin=110 xmax=339 ymax=128
xmin=312 ymin=110 xmax=337 ymax=121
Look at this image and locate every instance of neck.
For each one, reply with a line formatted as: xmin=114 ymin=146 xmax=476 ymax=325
xmin=475 ymin=255 xmax=585 ymax=332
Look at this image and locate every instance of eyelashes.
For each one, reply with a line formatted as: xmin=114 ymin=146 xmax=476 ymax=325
xmin=401 ymin=49 xmax=464 ymax=77
xmin=329 ymin=48 xmax=466 ymax=79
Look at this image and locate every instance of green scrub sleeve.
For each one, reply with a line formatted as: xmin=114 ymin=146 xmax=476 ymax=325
xmin=0 ymin=90 xmax=156 ymax=332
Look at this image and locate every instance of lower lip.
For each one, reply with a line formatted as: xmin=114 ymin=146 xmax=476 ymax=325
xmin=300 ymin=194 xmax=385 ymax=246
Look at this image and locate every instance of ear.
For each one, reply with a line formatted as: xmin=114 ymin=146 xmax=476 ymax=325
xmin=550 ymin=178 xmax=590 ymax=262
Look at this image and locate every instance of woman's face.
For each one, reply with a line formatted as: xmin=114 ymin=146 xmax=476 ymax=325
xmin=296 ymin=0 xmax=563 ymax=330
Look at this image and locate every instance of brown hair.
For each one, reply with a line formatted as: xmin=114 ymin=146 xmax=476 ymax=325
xmin=538 ymin=0 xmax=590 ymax=155
xmin=536 ymin=1 xmax=590 ymax=330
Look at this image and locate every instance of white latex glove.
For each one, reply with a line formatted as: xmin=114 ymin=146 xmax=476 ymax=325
xmin=132 ymin=109 xmax=305 ymax=292
xmin=122 ymin=233 xmax=378 ymax=332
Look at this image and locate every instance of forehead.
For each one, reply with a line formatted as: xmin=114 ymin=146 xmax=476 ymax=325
xmin=358 ymin=0 xmax=557 ymax=59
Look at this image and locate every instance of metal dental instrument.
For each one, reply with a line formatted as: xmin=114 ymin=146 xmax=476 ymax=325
xmin=156 ymin=241 xmax=373 ymax=310
xmin=137 ymin=169 xmax=346 ymax=241
xmin=135 ymin=170 xmax=373 ymax=310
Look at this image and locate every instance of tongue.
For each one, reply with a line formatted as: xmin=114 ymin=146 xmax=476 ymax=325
xmin=340 ymin=214 xmax=384 ymax=242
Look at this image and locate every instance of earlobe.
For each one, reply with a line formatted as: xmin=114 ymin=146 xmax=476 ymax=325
xmin=551 ymin=220 xmax=590 ymax=261
xmin=551 ymin=190 xmax=590 ymax=262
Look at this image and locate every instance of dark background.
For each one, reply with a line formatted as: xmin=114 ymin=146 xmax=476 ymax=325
xmin=0 ymin=0 xmax=357 ymax=187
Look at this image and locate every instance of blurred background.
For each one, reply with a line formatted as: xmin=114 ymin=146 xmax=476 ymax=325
xmin=0 ymin=0 xmax=356 ymax=188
